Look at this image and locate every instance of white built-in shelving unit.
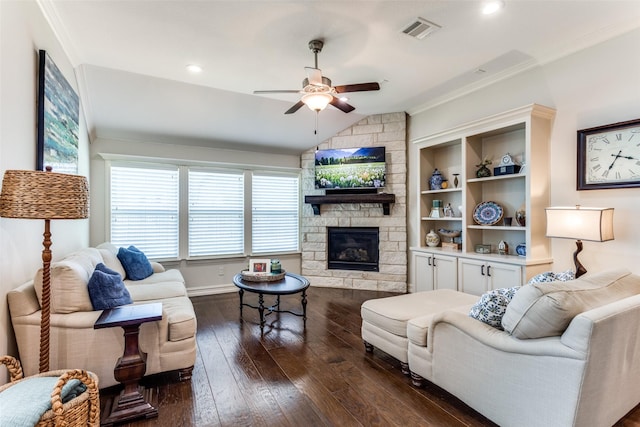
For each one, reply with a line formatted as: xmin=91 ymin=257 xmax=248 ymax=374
xmin=410 ymin=104 xmax=556 ymax=295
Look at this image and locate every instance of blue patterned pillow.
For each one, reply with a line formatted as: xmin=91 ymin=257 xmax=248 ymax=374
xmin=87 ymin=263 xmax=133 ymax=310
xmin=527 ymin=270 xmax=575 ymax=284
xmin=117 ymin=245 xmax=153 ymax=281
xmin=469 ymin=287 xmax=520 ymax=329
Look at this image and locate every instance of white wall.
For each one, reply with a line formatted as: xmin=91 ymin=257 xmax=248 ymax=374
xmin=408 ymin=28 xmax=640 ymax=282
xmin=89 ymin=137 xmax=302 ymax=294
xmin=0 ymin=1 xmax=90 ymax=371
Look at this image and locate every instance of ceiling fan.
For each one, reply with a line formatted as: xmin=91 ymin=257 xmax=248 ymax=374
xmin=253 ymin=39 xmax=380 ymax=114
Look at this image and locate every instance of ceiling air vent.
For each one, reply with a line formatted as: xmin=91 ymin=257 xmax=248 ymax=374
xmin=401 ymin=18 xmax=441 ymax=40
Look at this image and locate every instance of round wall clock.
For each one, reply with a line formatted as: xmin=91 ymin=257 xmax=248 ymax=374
xmin=577 ymin=118 xmax=640 ymax=190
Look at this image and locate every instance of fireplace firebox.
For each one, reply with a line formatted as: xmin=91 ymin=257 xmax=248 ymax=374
xmin=327 ymin=227 xmax=379 ymax=271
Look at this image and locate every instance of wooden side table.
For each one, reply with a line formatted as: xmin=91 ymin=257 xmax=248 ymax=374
xmin=94 ymin=303 xmax=162 ymax=426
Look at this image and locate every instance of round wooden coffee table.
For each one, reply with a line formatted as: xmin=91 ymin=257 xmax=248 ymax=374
xmin=232 ymin=272 xmax=310 ymax=334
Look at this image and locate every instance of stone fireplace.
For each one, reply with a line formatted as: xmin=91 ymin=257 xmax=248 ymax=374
xmin=328 ymin=227 xmax=379 ymax=272
xmin=300 ymin=112 xmax=407 ymax=292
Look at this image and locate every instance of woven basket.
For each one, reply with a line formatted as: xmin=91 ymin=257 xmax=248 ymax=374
xmin=0 ymin=356 xmax=100 ymax=427
xmin=241 ymin=270 xmax=286 ymax=282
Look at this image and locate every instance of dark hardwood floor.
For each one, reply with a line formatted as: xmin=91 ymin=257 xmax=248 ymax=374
xmin=100 ymin=287 xmax=640 ymax=426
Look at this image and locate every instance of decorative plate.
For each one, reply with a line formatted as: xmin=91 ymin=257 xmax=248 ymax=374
xmin=472 ymin=201 xmax=503 ymax=226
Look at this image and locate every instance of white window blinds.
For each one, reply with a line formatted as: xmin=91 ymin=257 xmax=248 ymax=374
xmin=188 ymin=170 xmax=244 ymax=257
xmin=252 ymin=174 xmax=300 ymax=254
xmin=110 ymin=165 xmax=179 ymax=259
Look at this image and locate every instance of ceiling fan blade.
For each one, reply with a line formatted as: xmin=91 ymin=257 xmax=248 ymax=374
xmin=305 ymin=67 xmax=323 ymax=86
xmin=253 ymin=90 xmax=301 ymax=94
xmin=329 ymin=96 xmax=355 ymax=113
xmin=333 ymin=82 xmax=381 ymax=93
xmin=285 ymin=100 xmax=305 ymax=115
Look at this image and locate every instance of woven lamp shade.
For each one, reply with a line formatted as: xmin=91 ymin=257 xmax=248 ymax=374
xmin=0 ymin=170 xmax=89 ymax=219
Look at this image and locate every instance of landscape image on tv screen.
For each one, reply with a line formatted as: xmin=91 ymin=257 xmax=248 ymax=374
xmin=314 ymin=147 xmax=386 ymax=189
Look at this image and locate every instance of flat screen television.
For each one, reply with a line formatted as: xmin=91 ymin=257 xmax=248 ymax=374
xmin=314 ymin=146 xmax=386 ymax=190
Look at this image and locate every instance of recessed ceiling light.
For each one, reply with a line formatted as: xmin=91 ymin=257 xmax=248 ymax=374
xmin=186 ymin=64 xmax=202 ymax=73
xmin=482 ymin=0 xmax=504 ymax=15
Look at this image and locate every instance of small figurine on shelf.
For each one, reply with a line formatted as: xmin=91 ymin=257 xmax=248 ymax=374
xmin=453 ymin=173 xmax=460 ymax=188
xmin=475 ymin=158 xmax=492 ymax=178
xmin=498 ymin=240 xmax=509 ymax=255
xmin=443 ymin=203 xmax=453 ymax=217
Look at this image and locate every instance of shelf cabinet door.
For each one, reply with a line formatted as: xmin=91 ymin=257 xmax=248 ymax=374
xmin=433 ymin=254 xmax=457 ymax=291
xmin=457 ymin=258 xmax=488 ymax=296
xmin=414 ymin=252 xmax=435 ymax=292
xmin=413 ymin=251 xmax=458 ymax=292
xmin=458 ymin=258 xmax=522 ymax=296
xmin=487 ymin=262 xmax=522 ymax=290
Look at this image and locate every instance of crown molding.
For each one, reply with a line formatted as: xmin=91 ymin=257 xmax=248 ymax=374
xmin=408 ymin=19 xmax=640 ymax=116
xmin=36 ymin=0 xmax=80 ymax=67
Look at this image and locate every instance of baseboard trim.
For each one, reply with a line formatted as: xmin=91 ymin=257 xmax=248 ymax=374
xmin=187 ymin=284 xmax=237 ymax=297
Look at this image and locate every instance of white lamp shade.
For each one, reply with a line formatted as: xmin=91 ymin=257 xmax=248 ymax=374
xmin=545 ymin=206 xmax=614 ymax=242
xmin=301 ymin=92 xmax=332 ymax=111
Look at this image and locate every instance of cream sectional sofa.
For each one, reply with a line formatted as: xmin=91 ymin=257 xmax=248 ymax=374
xmin=7 ymin=243 xmax=197 ymax=388
xmin=363 ymin=269 xmax=640 ymax=427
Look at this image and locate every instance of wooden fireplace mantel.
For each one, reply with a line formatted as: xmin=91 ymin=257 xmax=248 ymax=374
xmin=304 ymin=193 xmax=396 ymax=215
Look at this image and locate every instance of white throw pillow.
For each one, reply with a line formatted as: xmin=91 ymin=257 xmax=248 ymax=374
xmin=502 ymin=269 xmax=639 ymax=339
xmin=33 ymin=248 xmax=101 ymax=313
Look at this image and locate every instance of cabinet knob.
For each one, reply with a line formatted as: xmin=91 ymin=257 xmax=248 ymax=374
xmin=481 ymin=265 xmax=485 ymax=276
xmin=433 ymin=258 xmax=437 ymax=267
xmin=428 ymin=256 xmax=432 ymax=266
xmin=487 ymin=265 xmax=492 ymax=277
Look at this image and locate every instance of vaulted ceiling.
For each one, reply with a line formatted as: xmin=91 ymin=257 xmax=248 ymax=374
xmin=40 ymin=0 xmax=640 ymax=154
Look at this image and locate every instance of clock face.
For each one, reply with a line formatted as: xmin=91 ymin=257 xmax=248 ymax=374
xmin=584 ymin=123 xmax=640 ymax=185
xmin=501 ymin=154 xmax=514 ymax=165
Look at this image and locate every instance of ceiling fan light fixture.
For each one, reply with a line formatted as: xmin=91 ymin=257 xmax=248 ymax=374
xmin=186 ymin=64 xmax=202 ymax=73
xmin=301 ymin=92 xmax=332 ymax=111
xmin=482 ymin=0 xmax=505 ymax=15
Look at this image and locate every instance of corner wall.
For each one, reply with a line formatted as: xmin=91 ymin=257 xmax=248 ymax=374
xmin=0 ymin=1 xmax=90 ymax=376
xmin=301 ymin=113 xmax=407 ymax=292
xmin=408 ymin=28 xmax=640 ymax=285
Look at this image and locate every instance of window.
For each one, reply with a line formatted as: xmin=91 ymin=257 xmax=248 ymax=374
xmin=109 ymin=163 xmax=300 ymax=260
xmin=188 ymin=170 xmax=244 ymax=257
xmin=252 ymin=174 xmax=300 ymax=253
xmin=110 ymin=165 xmax=179 ymax=259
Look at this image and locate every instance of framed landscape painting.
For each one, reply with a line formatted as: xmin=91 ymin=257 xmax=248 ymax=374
xmin=36 ymin=49 xmax=79 ymax=174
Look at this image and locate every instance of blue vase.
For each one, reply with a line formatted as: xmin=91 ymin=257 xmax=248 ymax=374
xmin=429 ymin=169 xmax=443 ymax=190
xmin=516 ymin=243 xmax=526 ymax=257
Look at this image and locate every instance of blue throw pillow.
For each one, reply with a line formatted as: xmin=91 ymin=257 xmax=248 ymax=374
xmin=87 ymin=263 xmax=133 ymax=310
xmin=117 ymin=245 xmax=153 ymax=281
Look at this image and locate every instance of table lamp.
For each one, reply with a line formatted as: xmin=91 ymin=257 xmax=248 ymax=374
xmin=545 ymin=205 xmax=614 ymax=278
xmin=0 ymin=167 xmax=89 ymax=372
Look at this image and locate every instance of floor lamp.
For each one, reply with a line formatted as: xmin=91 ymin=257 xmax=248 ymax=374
xmin=0 ymin=168 xmax=89 ymax=373
xmin=545 ymin=206 xmax=614 ymax=278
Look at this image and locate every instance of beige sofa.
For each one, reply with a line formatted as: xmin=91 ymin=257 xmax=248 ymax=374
xmin=7 ymin=243 xmax=197 ymax=389
xmin=363 ymin=269 xmax=640 ymax=427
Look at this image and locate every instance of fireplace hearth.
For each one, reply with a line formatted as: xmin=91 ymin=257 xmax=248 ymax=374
xmin=328 ymin=227 xmax=379 ymax=271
